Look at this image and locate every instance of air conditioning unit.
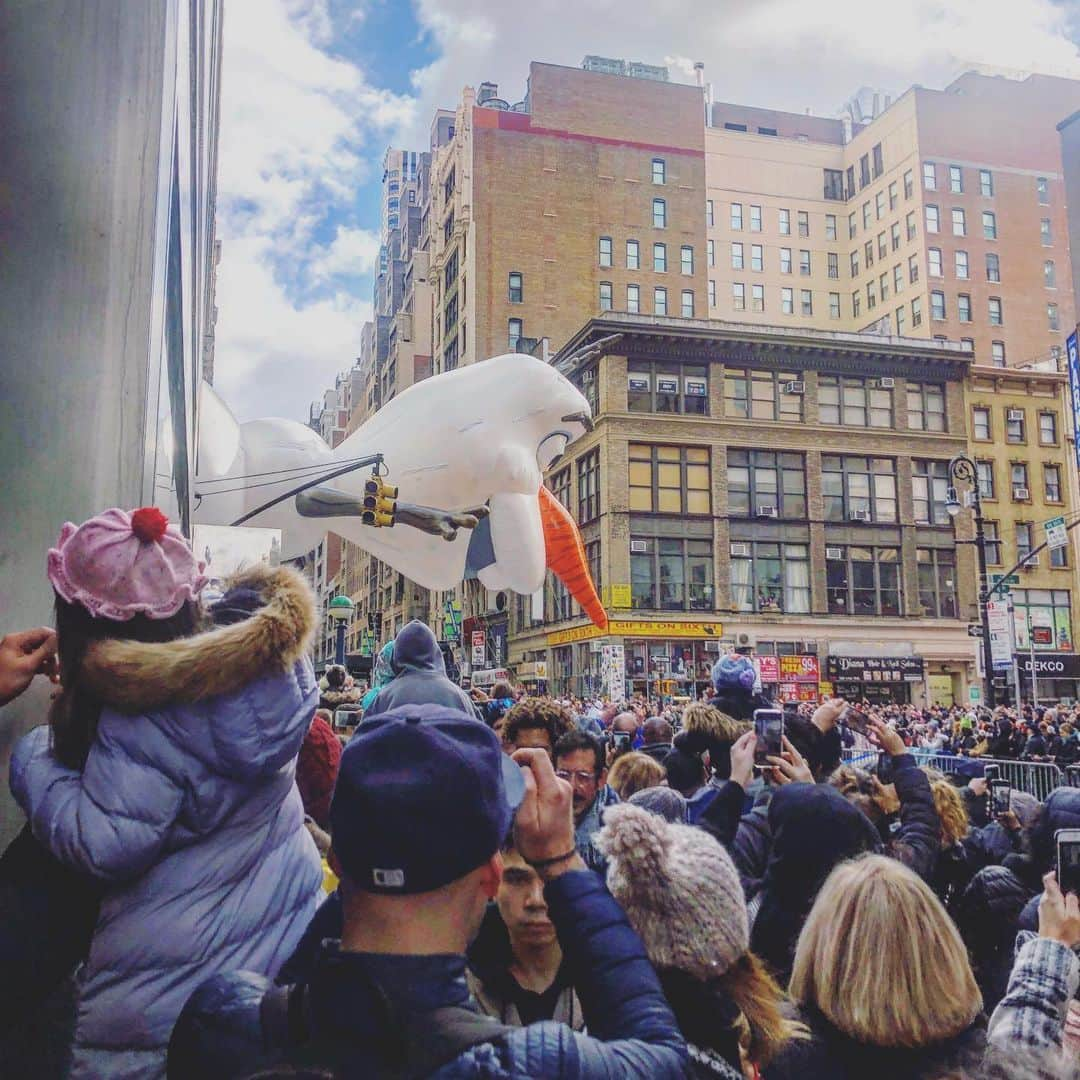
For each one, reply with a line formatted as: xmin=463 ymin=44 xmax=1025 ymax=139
xmin=783 ymin=380 xmax=806 ymax=395
xmin=1013 ymin=487 xmax=1030 ymax=501
xmin=1007 ymin=409 xmax=1024 ymax=422
xmin=876 ymin=377 xmax=896 ymax=389
xmin=849 ymin=509 xmax=871 ymax=522
xmin=756 ymin=505 xmax=778 ymax=518
xmin=1020 ymin=558 xmax=1036 ymax=571
xmin=825 ymin=546 xmax=844 ymax=560
xmin=735 ymin=631 xmax=756 ymax=648
xmin=730 ymin=542 xmax=751 ymax=557
xmin=629 ymin=539 xmax=649 ymax=553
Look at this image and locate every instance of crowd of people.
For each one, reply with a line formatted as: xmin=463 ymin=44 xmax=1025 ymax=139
xmin=5 ymin=506 xmax=1080 ymax=1078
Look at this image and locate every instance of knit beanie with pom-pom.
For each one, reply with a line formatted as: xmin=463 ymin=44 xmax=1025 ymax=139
xmin=596 ymin=802 xmax=748 ymax=980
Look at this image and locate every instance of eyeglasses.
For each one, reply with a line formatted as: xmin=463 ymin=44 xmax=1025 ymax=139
xmin=556 ymin=769 xmax=598 ymax=785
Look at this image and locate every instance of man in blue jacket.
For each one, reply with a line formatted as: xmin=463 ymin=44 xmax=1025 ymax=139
xmin=167 ymin=704 xmax=686 ymax=1078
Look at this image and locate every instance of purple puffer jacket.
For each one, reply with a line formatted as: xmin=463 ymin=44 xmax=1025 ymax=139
xmin=9 ymin=566 xmax=323 ymax=1080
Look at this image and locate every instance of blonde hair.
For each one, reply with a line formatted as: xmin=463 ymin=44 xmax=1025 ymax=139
xmin=717 ymin=952 xmax=807 ymax=1066
xmin=790 ymin=855 xmax=981 ymax=1048
xmin=607 ymin=751 xmax=665 ymax=800
xmin=929 ymin=777 xmax=969 ymax=847
xmin=682 ymin=703 xmax=748 ymax=743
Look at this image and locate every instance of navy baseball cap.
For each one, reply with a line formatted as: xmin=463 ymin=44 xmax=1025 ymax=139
xmin=330 ymin=704 xmax=526 ymax=894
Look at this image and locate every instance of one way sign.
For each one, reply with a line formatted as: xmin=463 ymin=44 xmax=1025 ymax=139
xmin=967 ymin=624 xmax=984 ymax=638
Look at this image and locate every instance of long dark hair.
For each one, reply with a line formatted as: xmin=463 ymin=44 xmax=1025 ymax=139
xmin=49 ymin=593 xmax=203 ymax=769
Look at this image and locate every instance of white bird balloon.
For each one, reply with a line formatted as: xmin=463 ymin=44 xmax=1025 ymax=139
xmin=193 ymin=353 xmax=608 ymax=629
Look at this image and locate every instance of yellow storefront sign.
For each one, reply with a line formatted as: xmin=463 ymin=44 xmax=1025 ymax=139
xmin=547 ymin=619 xmax=724 ymax=646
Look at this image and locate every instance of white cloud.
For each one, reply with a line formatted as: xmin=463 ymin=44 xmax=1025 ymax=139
xmin=309 ymin=225 xmax=382 ymax=282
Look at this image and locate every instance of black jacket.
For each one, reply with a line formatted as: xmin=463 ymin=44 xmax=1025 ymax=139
xmin=931 ymin=822 xmax=1019 ymax=912
xmin=879 ymin=754 xmax=939 ymax=881
xmin=731 ymin=793 xmax=772 ymax=900
xmin=764 ymin=1007 xmax=985 ymax=1080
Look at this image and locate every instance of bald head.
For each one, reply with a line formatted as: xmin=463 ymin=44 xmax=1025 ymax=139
xmin=612 ymin=712 xmax=639 ymax=736
xmin=642 ymin=717 xmax=674 ymax=746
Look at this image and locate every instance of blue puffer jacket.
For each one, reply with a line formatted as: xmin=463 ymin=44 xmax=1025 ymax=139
xmin=9 ymin=566 xmax=324 ymax=1079
xmin=168 ymin=869 xmax=687 ymax=1078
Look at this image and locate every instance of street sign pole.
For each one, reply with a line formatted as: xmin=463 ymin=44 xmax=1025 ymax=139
xmin=1029 ymin=614 xmax=1039 ymax=708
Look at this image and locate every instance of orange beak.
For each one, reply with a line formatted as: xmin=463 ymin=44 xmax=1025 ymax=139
xmin=538 ymin=484 xmax=608 ymax=630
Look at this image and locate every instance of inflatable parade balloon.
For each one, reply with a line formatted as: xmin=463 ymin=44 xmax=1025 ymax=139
xmin=193 ymin=353 xmax=608 ymax=629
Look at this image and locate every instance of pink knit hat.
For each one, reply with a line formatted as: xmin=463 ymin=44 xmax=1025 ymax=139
xmin=47 ymin=507 xmax=208 ymax=621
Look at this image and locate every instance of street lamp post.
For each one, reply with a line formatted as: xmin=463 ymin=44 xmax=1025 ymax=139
xmin=328 ymin=594 xmax=354 ymax=667
xmin=945 ymin=455 xmax=995 ymax=709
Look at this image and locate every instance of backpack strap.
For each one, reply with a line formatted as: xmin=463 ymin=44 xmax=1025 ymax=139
xmin=260 ymin=982 xmax=312 ymax=1050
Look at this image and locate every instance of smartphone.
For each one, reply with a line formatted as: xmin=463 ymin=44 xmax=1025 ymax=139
xmin=1057 ymin=829 xmax=1080 ymax=895
xmin=754 ymin=709 xmax=784 ymax=768
xmin=990 ymin=780 xmax=1011 ymax=817
xmin=842 ymin=706 xmax=872 ymax=737
xmin=612 ymin=730 xmax=631 ymax=751
xmin=982 ymin=764 xmax=1000 ymax=784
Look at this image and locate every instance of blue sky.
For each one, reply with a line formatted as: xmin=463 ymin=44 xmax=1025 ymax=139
xmin=213 ymin=0 xmax=1080 ymax=424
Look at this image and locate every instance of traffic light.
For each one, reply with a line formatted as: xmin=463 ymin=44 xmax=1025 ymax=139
xmin=374 ymin=611 xmax=383 ymax=637
xmin=367 ymin=613 xmax=375 ymax=631
xmin=362 ymin=474 xmax=398 ymax=527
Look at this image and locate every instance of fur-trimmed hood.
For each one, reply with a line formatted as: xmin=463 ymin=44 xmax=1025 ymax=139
xmin=82 ymin=564 xmax=317 ymax=713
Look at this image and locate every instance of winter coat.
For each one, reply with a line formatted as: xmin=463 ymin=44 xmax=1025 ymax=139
xmin=732 ymin=794 xmax=773 ymax=900
xmin=363 ymin=620 xmax=478 ymax=717
xmin=574 ymin=784 xmax=620 ymax=874
xmin=932 ymin=822 xmax=1020 ymax=912
xmin=763 ymin=1006 xmax=985 ymax=1080
xmin=295 ymin=713 xmax=342 ymax=829
xmin=877 ymin=752 xmax=939 ymax=882
xmin=9 ymin=565 xmax=324 ymax=1079
xmin=167 ymin=869 xmax=687 ymax=1079
xmin=750 ymin=783 xmax=880 ymax=983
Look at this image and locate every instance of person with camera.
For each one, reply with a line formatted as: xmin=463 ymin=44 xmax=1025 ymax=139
xmin=168 ymin=705 xmax=687 ymax=1078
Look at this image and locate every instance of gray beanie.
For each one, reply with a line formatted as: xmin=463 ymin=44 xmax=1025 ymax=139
xmin=628 ymin=785 xmax=687 ymax=823
xmin=597 ymin=802 xmax=749 ymax=980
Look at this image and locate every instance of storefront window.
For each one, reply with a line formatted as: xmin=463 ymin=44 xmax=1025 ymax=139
xmin=731 ymin=543 xmax=810 ymax=613
xmin=1012 ymin=589 xmax=1073 ymax=651
xmin=916 ymin=548 xmax=957 ymax=618
xmin=631 ymin=538 xmax=714 ymax=611
xmin=826 ymin=546 xmax=901 ymax=615
xmin=628 ymin=361 xmax=708 ymax=415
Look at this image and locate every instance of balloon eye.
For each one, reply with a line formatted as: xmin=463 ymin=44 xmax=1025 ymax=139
xmin=537 ymin=432 xmax=569 ymax=470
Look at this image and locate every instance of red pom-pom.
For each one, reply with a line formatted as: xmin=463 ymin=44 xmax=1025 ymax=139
xmin=130 ymin=506 xmax=169 ymax=543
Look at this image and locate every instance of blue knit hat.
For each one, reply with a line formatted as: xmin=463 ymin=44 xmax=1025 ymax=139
xmin=711 ymin=654 xmax=757 ymax=694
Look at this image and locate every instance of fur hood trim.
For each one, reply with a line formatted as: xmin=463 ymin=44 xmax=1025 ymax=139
xmin=82 ymin=565 xmax=317 ymax=713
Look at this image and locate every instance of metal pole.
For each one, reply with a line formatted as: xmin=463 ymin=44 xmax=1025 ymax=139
xmin=1029 ymin=614 xmax=1039 ymax=707
xmin=335 ymin=620 xmax=347 ymax=666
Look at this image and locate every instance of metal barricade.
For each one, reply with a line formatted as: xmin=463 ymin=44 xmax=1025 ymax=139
xmin=1066 ymin=765 xmax=1080 ymax=789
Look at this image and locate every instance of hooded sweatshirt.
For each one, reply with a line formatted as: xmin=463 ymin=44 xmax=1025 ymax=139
xmin=362 ymin=620 xmax=478 ymax=718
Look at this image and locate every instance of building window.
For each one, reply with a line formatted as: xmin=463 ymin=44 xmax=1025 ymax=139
xmin=654 ymin=287 xmax=668 ymax=315
xmin=823 ymin=455 xmax=897 ymax=522
xmin=800 ymin=289 xmax=813 ymax=315
xmin=1040 ymin=218 xmax=1052 ymax=245
xmin=549 ymin=466 xmax=571 ymax=508
xmin=752 ymin=284 xmax=765 ymax=312
xmin=989 ymin=297 xmax=1003 ymax=326
xmin=949 ymin=165 xmax=963 ymax=193
xmin=828 ymin=252 xmax=839 ymax=278
xmin=1012 ymin=463 xmax=1030 ymax=500
xmin=863 ymin=201 xmax=872 ymax=229
xmin=984 ymin=521 xmax=1002 ymax=565
xmin=850 ymin=250 xmax=859 ymax=276
xmin=781 ymin=248 xmax=793 ymax=274
xmin=724 ymin=367 xmax=804 ymax=422
xmin=826 ymin=213 xmax=837 ymax=240
xmin=872 ymin=142 xmax=884 ymax=177
xmin=750 ymin=205 xmax=762 ymax=232
xmin=926 ymin=205 xmax=940 ymax=233
xmin=627 ymin=239 xmax=640 ymax=269
xmin=508 ymin=271 xmax=523 ymax=303
xmin=681 ymin=290 xmax=694 ymax=317
xmin=1006 ymin=409 xmax=1026 ymax=444
xmin=893 ymin=264 xmax=904 ymax=294
xmin=986 ymin=252 xmax=1001 ymax=282
xmin=991 ymin=341 xmax=1005 ymax=367
xmin=923 ymin=162 xmax=937 ymax=190
xmin=1017 ymin=522 xmax=1035 ymax=566
xmin=958 ymin=294 xmax=972 ymax=323
xmin=654 ymin=242 xmax=667 ymax=272
xmin=911 ymin=296 xmax=922 ymax=327
xmin=824 ymin=169 xmax=844 ymax=200
xmin=977 ymin=460 xmax=995 ymax=500
xmin=751 ymin=244 xmax=764 ymax=272
xmin=849 ymin=212 xmax=857 ymax=239
xmin=599 ymin=236 xmax=613 ymax=267
xmin=865 ymin=240 xmax=874 ymax=268
xmin=586 ymin=540 xmax=602 ymax=597
xmin=732 ymin=283 xmax=745 ymax=311
xmin=917 ymin=548 xmax=957 ymax=618
xmin=781 ymin=287 xmax=794 ymax=315
xmin=973 ymin=406 xmax=991 ymax=440
xmin=876 ymin=191 xmax=885 ymax=220
xmin=779 ymin=208 xmax=791 ymax=235
xmin=829 ymin=292 xmax=841 ymax=319
xmin=860 ymin=154 xmax=871 ymax=188
xmin=908 ymin=382 xmax=946 ymax=432
xmin=847 ymin=166 xmax=856 ymax=199
xmin=827 ymin=546 xmax=902 ymax=616
xmin=906 ymin=211 xmax=917 ymax=241
xmin=652 ymin=158 xmax=666 ymax=185
xmin=877 ymin=231 xmax=888 ymax=260
xmin=706 ymin=239 xmax=714 ymax=267
xmin=443 ymin=338 xmax=459 ymax=371
xmin=1037 ymin=177 xmax=1049 ymax=204
xmin=888 ymin=181 xmax=898 ymax=210
xmin=1049 ymin=303 xmax=1060 ymax=331
xmin=681 ymin=245 xmax=694 ymax=275
xmin=1045 ymin=259 xmax=1057 ymax=289
xmin=1051 ymin=538 xmax=1069 ymax=569
xmin=819 ymin=375 xmax=893 ymax=427
xmin=796 ymin=211 xmax=809 ymax=238
xmin=895 ymin=304 xmax=906 ymax=334
xmin=706 ymin=199 xmax=714 ymax=227
xmin=799 ymin=249 xmax=811 ymax=276
xmin=913 ymin=460 xmax=952 ymax=524
xmin=653 ymin=199 xmax=667 ymax=228
xmin=628 ymin=443 xmax=710 ymax=515
xmin=630 ymin=537 xmax=713 ymax=612
xmin=931 ymin=290 xmax=946 ymax=320
xmin=508 ymin=318 xmax=523 ymax=351
xmin=1013 ymin=589 xmax=1073 ymax=649
xmin=980 ymin=169 xmax=994 ymax=197
xmin=928 ymin=249 xmax=942 ymax=277
xmin=904 ymin=169 xmax=914 ymax=199
xmin=1046 ymin=464 xmax=1063 ymax=503
xmin=955 ymin=250 xmax=969 ymax=279
xmin=908 ymin=254 xmax=919 ymax=284
xmin=731 ymin=202 xmax=743 ymax=230
xmin=599 ymin=281 xmax=613 ymax=311
xmin=727 ymin=449 xmax=806 ymax=518
xmin=626 ymin=283 xmax=640 ymax=313
xmin=1040 ymin=412 xmax=1058 ymax=445
xmin=628 ymin=361 xmax=708 ymax=415
xmin=852 ymin=291 xmax=861 ymax=318
xmin=951 ymin=207 xmax=966 ymax=236
xmin=731 ymin=543 xmax=810 ymax=614
xmin=891 ymin=223 xmax=901 ymax=252
xmin=708 ymin=280 xmax=716 ymax=307
xmin=731 ymin=242 xmax=744 ymax=270
xmin=577 ymin=450 xmax=600 ymax=522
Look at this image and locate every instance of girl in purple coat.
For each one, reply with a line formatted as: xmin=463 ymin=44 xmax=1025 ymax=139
xmin=10 ymin=508 xmax=322 ymax=1078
